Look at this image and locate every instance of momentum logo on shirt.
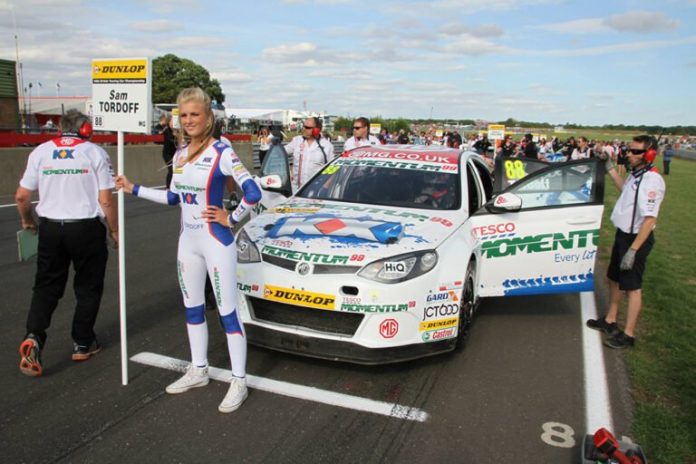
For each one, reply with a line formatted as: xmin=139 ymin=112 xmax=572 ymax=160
xmin=42 ymin=168 xmax=89 ymax=175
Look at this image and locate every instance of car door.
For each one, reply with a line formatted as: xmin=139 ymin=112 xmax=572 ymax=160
xmin=470 ymin=159 xmax=605 ymax=297
xmin=251 ymin=141 xmax=293 ymax=216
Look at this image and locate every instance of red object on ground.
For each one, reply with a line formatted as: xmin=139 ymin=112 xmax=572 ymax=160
xmin=593 ymin=428 xmax=644 ymax=464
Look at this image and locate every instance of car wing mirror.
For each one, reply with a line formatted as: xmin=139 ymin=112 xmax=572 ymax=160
xmin=259 ymin=174 xmax=283 ymax=190
xmin=486 ymin=192 xmax=522 ymax=213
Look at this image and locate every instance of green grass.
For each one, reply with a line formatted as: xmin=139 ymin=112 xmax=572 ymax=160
xmin=598 ymin=157 xmax=696 ymax=464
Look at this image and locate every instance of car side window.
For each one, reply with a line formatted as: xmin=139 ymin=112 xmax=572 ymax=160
xmin=466 ymin=163 xmax=480 ymax=215
xmin=472 ymin=159 xmax=493 ymax=201
xmin=506 ymin=161 xmax=600 ymax=210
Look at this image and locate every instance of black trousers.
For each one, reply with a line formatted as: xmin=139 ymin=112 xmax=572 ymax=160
xmin=26 ymin=219 xmax=108 ymax=347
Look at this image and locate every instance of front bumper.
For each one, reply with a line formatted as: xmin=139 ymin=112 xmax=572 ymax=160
xmin=245 ymin=324 xmax=456 ymax=365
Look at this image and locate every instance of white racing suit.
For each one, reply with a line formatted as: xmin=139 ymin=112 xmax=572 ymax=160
xmin=132 ymin=141 xmax=261 ymax=376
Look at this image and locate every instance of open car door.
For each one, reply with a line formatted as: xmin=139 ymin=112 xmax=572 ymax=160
xmin=471 ymin=158 xmax=605 ymax=297
xmin=251 ymin=140 xmax=293 ymax=216
xmin=493 ymin=155 xmax=550 ymax=192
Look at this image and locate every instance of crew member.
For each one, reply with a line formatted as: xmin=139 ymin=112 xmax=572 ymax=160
xmin=586 ymin=135 xmax=666 ymax=348
xmin=16 ymin=109 xmax=118 ymax=376
xmin=116 ymin=87 xmax=262 ymax=412
xmin=343 ymin=117 xmax=379 ymax=151
xmin=285 ymin=117 xmax=335 ymax=192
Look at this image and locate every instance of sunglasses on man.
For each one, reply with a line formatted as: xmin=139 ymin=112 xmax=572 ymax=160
xmin=353 ymin=126 xmax=364 ymax=130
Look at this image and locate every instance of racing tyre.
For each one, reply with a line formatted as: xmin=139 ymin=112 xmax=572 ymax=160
xmin=456 ymin=260 xmax=477 ymax=349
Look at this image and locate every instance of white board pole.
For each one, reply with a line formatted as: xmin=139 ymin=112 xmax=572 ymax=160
xmin=117 ymin=130 xmax=128 ymax=386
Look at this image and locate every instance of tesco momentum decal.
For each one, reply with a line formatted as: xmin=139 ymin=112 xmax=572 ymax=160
xmin=91 ymin=57 xmax=152 ymax=134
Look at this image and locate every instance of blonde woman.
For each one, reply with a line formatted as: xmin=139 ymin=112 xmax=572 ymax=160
xmin=115 ymin=87 xmax=261 ymax=413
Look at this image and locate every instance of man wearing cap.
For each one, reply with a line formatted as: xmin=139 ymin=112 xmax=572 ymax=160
xmin=15 ymin=109 xmax=118 ymax=376
xmin=586 ymin=135 xmax=666 ymax=349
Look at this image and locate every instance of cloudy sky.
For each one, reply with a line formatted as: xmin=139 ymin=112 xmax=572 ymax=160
xmin=1 ymin=0 xmax=695 ymax=126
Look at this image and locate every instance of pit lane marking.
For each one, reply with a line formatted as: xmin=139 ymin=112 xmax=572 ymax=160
xmin=131 ymin=351 xmax=430 ymax=422
xmin=580 ymin=291 xmax=614 ymax=432
xmin=0 ymin=187 xmax=168 ymax=209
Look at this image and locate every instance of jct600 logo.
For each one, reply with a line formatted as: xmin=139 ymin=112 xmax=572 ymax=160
xmin=423 ymin=303 xmax=460 ymax=320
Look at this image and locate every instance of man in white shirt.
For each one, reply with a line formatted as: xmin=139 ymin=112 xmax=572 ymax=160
xmin=586 ymin=135 xmax=665 ymax=349
xmin=15 ymin=109 xmax=118 ymax=376
xmin=284 ymin=117 xmax=335 ymax=192
xmin=343 ymin=117 xmax=379 ymax=152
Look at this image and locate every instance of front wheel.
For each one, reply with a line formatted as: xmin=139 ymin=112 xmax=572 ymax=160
xmin=456 ymin=260 xmax=477 ymax=349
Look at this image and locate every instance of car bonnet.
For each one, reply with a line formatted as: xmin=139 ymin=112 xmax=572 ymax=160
xmin=242 ymin=198 xmax=462 ymax=260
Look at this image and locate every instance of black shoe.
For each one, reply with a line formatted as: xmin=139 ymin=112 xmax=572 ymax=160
xmin=586 ymin=317 xmax=620 ymax=336
xmin=604 ymin=331 xmax=635 ymax=349
xmin=72 ymin=339 xmax=102 ymax=361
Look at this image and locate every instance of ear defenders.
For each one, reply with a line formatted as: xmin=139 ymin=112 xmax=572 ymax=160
xmin=78 ymin=120 xmax=93 ymax=139
xmin=311 ymin=117 xmax=322 ymax=139
xmin=641 ymin=136 xmax=657 ymax=163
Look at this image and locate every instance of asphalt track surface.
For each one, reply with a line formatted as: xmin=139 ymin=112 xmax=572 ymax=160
xmin=0 ymin=196 xmax=635 ymax=463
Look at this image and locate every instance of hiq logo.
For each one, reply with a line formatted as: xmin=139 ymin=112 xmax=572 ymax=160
xmin=180 ymin=192 xmax=199 ymax=205
xmin=52 ymin=149 xmax=74 ymax=160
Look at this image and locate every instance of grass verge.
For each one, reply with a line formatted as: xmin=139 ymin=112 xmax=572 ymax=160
xmin=597 ymin=157 xmax=696 ymax=463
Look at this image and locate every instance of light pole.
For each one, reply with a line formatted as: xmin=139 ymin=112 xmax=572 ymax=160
xmin=56 ymin=82 xmax=61 ymax=97
xmin=27 ymin=82 xmax=32 ymax=128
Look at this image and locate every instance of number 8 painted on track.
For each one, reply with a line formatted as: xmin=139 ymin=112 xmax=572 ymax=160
xmin=540 ymin=421 xmax=575 ymax=448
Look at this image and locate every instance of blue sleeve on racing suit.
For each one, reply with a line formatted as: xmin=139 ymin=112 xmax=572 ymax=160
xmin=241 ymin=178 xmax=262 ymax=204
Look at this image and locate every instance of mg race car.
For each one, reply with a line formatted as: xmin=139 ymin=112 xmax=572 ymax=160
xmin=234 ymin=144 xmax=605 ymax=363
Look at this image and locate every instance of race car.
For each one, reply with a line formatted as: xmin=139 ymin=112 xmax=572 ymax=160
xmin=234 ymin=144 xmax=605 ymax=364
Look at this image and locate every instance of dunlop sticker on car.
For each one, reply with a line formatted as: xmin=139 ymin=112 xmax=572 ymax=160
xmin=419 ymin=317 xmax=458 ymax=332
xmin=263 ymin=285 xmax=336 ymax=310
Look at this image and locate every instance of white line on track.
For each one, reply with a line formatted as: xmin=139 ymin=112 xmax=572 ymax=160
xmin=131 ymin=351 xmax=430 ymax=422
xmin=580 ymin=291 xmax=614 ymax=432
xmin=0 ymin=186 xmax=168 ymax=209
xmin=0 ymin=200 xmax=36 ymax=209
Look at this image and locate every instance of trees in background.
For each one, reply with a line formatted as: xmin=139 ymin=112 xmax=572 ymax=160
xmin=152 ymin=54 xmax=224 ymax=104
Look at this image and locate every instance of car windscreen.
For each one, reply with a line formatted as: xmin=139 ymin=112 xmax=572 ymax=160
xmin=297 ymin=161 xmax=461 ymax=210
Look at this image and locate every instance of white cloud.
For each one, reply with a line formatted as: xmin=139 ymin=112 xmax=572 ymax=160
xmin=444 ymin=36 xmax=510 ymax=55
xmin=129 ymin=19 xmax=182 ymax=33
xmin=603 ymin=11 xmax=680 ymax=33
xmin=413 ymin=0 xmax=559 ymax=13
xmin=537 ymin=11 xmax=680 ymax=35
xmin=441 ymin=23 xmax=504 ymax=37
xmin=536 ymin=18 xmax=608 ymax=34
xmin=164 ymin=36 xmax=227 ymax=49
xmin=210 ymin=69 xmax=253 ymax=83
xmin=262 ymin=42 xmax=338 ymax=66
xmin=523 ymin=35 xmax=696 ymax=56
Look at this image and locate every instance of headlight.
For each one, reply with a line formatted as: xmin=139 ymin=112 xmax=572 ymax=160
xmin=236 ymin=229 xmax=260 ymax=263
xmin=358 ymin=250 xmax=438 ymax=284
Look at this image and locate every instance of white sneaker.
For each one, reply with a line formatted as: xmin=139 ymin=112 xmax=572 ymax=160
xmin=218 ymin=376 xmax=248 ymax=413
xmin=165 ymin=365 xmax=209 ymax=394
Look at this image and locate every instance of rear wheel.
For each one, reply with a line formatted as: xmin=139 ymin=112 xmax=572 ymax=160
xmin=456 ymin=260 xmax=477 ymax=348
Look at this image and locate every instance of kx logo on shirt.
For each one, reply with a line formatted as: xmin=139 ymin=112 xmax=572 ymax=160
xmin=180 ymin=192 xmax=199 ymax=205
xmin=52 ymin=149 xmax=75 ymax=160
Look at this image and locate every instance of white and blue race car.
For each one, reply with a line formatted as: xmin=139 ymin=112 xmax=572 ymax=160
xmin=234 ymin=144 xmax=605 ymax=363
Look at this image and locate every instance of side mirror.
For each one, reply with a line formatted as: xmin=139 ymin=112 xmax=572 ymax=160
xmin=486 ymin=192 xmax=522 ymax=213
xmin=259 ymin=174 xmax=283 ymax=190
